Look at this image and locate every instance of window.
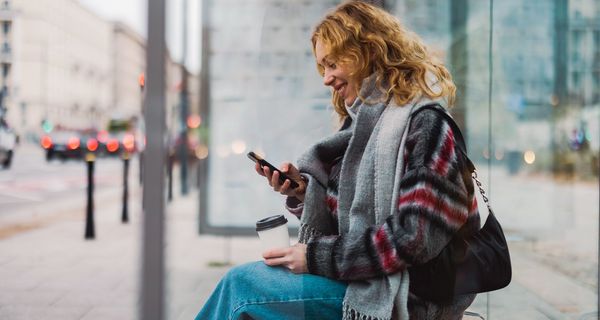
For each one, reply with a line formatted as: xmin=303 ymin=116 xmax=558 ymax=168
xmin=1 ymin=42 xmax=9 ymax=54
xmin=572 ymin=71 xmax=581 ymax=88
xmin=593 ymin=72 xmax=600 ymax=103
xmin=572 ymin=30 xmax=583 ymax=49
xmin=2 ymin=22 xmax=9 ymax=35
xmin=2 ymin=63 xmax=9 ymax=78
xmin=572 ymin=51 xmax=581 ymax=64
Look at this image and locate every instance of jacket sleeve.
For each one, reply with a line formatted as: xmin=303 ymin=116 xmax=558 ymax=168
xmin=305 ymin=110 xmax=478 ymax=280
xmin=285 ymin=196 xmax=304 ymax=219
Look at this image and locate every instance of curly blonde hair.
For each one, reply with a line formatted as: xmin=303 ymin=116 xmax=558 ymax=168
xmin=312 ymin=0 xmax=456 ymax=118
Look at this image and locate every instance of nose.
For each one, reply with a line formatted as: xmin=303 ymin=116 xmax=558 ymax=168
xmin=323 ymin=70 xmax=334 ymax=87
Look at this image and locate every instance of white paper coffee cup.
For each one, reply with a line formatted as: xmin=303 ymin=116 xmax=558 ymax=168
xmin=256 ymin=215 xmax=290 ymax=252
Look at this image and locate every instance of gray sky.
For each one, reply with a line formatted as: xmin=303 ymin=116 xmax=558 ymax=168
xmin=78 ymin=0 xmax=201 ymax=72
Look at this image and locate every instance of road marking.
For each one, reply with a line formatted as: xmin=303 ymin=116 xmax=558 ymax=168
xmin=0 ymin=191 xmax=42 ymax=202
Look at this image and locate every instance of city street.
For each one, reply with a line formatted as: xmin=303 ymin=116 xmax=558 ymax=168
xmin=0 ymin=143 xmax=597 ymax=319
xmin=0 ymin=143 xmax=137 ymax=230
xmin=0 ymin=0 xmax=597 ymax=319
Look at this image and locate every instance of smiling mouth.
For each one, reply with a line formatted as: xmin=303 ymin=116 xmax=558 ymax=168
xmin=334 ymin=84 xmax=346 ymax=96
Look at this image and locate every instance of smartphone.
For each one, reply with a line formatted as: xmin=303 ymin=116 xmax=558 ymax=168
xmin=247 ymin=151 xmax=299 ymax=189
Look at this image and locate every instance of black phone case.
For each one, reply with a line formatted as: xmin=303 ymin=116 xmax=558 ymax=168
xmin=248 ymin=152 xmax=299 ymax=189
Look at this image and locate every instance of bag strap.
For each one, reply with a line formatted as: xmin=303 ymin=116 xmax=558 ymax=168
xmin=411 ymin=104 xmax=475 ymax=172
xmin=411 ymin=103 xmax=492 ymax=213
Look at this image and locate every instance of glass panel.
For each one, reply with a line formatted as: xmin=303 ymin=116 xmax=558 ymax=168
xmin=464 ymin=0 xmax=599 ymax=318
xmin=168 ymin=0 xmax=600 ymax=319
xmin=0 ymin=1 xmax=149 ymax=320
xmin=200 ymin=0 xmax=338 ymax=232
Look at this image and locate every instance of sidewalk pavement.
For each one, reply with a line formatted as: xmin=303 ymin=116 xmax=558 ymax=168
xmin=0 ymin=181 xmax=597 ymax=319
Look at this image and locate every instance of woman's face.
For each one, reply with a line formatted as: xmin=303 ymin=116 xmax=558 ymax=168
xmin=315 ymin=39 xmax=360 ymax=106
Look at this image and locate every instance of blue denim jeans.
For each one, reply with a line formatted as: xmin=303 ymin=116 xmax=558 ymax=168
xmin=195 ymin=261 xmax=348 ymax=320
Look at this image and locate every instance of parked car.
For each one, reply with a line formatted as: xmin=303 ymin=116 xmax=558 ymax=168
xmin=0 ymin=118 xmax=17 ymax=168
xmin=102 ymin=118 xmax=139 ymax=157
xmin=40 ymin=128 xmax=99 ymax=161
xmin=98 ymin=130 xmax=136 ymax=157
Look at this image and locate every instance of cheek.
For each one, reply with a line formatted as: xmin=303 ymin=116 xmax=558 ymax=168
xmin=349 ymin=80 xmax=360 ymax=93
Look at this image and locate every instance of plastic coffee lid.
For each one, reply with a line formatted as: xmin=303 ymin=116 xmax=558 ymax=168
xmin=256 ymin=215 xmax=288 ymax=232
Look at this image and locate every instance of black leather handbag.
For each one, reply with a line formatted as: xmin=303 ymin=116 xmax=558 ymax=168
xmin=407 ymin=104 xmax=512 ymax=303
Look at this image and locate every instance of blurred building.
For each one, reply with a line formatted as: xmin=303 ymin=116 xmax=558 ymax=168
xmin=0 ymin=1 xmax=13 ymax=121
xmin=562 ymin=0 xmax=599 ymax=177
xmin=431 ymin=0 xmax=599 ymax=175
xmin=568 ymin=0 xmax=600 ymax=107
xmin=0 ymin=0 xmax=162 ymax=142
xmin=391 ymin=0 xmax=451 ymax=57
xmin=111 ymin=22 xmax=146 ymax=123
xmin=461 ymin=0 xmax=557 ymax=163
xmin=3 ymin=0 xmax=113 ymax=137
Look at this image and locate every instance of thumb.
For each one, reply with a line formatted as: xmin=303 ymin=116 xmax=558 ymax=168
xmin=283 ymin=163 xmax=300 ymax=176
xmin=280 ymin=162 xmax=291 ymax=173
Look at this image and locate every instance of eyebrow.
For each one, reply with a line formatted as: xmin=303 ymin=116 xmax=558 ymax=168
xmin=317 ymin=55 xmax=332 ymax=67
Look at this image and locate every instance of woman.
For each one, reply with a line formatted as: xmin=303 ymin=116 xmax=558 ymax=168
xmin=196 ymin=1 xmax=480 ymax=319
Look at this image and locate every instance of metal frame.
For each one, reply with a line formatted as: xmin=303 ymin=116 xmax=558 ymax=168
xmin=140 ymin=0 xmax=600 ymax=318
xmin=140 ymin=0 xmax=166 ymax=319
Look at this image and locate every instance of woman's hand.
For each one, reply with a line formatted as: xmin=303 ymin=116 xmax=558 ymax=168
xmin=255 ymin=162 xmax=306 ymax=202
xmin=262 ymin=243 xmax=308 ymax=274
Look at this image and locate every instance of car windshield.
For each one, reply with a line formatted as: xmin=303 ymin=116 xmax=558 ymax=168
xmin=108 ymin=119 xmax=130 ymax=133
xmin=50 ymin=131 xmax=80 ymax=143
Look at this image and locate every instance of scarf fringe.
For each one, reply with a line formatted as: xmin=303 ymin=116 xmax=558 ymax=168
xmin=298 ymin=223 xmax=323 ymax=244
xmin=342 ymin=304 xmax=391 ymax=320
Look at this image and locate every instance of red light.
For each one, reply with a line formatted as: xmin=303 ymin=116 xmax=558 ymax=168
xmin=41 ymin=136 xmax=52 ymax=149
xmin=187 ymin=114 xmax=202 ymax=129
xmin=87 ymin=138 xmax=99 ymax=152
xmin=138 ymin=72 xmax=145 ymax=88
xmin=107 ymin=139 xmax=119 ymax=153
xmin=97 ymin=130 xmax=109 ymax=143
xmin=123 ymin=133 xmax=135 ymax=151
xmin=67 ymin=137 xmax=80 ymax=150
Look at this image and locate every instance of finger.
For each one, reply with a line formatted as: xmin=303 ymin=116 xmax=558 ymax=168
xmin=283 ymin=163 xmax=302 ymax=182
xmin=263 ymin=257 xmax=288 ymax=267
xmin=263 ymin=166 xmax=273 ymax=185
xmin=289 ymin=164 xmax=298 ymax=174
xmin=255 ymin=163 xmax=265 ymax=176
xmin=271 ymin=170 xmax=281 ymax=190
xmin=262 ymin=248 xmax=285 ymax=259
xmin=279 ymin=179 xmax=290 ymax=194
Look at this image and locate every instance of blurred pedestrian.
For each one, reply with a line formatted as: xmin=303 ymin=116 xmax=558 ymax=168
xmin=196 ymin=1 xmax=480 ymax=319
